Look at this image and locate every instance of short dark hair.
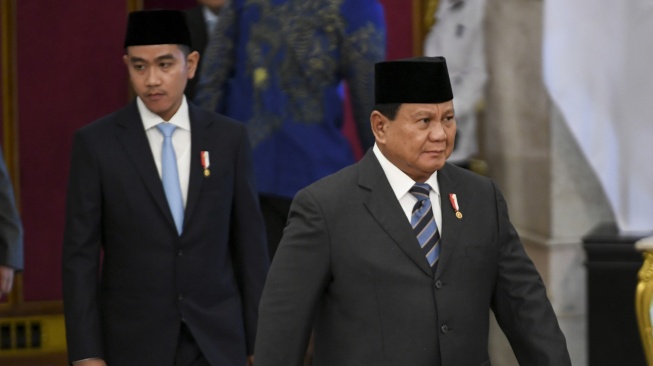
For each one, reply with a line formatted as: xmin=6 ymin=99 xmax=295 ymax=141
xmin=374 ymin=103 xmax=402 ymax=120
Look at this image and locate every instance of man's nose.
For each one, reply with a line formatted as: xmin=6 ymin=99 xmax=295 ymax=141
xmin=428 ymin=122 xmax=446 ymax=140
xmin=145 ymin=68 xmax=161 ymax=86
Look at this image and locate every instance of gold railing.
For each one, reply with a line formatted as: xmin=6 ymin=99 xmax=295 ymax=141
xmin=635 ymin=236 xmax=653 ymax=366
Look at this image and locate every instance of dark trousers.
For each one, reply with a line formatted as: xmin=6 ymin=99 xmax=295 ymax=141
xmin=259 ymin=194 xmax=292 ymax=259
xmin=175 ymin=324 xmax=211 ymax=366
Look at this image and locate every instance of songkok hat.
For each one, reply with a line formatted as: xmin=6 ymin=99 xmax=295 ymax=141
xmin=124 ymin=10 xmax=192 ymax=48
xmin=375 ymin=57 xmax=453 ymax=104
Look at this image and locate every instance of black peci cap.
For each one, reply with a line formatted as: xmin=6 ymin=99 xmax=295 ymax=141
xmin=375 ymin=56 xmax=453 ymax=104
xmin=124 ymin=10 xmax=192 ymax=48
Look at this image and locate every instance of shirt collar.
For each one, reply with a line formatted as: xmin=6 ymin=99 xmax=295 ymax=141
xmin=373 ymin=144 xmax=440 ymax=200
xmin=203 ymin=6 xmax=220 ymax=24
xmin=137 ymin=97 xmax=191 ymax=132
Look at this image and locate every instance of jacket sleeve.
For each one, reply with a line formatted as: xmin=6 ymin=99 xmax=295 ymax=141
xmin=62 ymin=130 xmax=105 ymax=362
xmin=490 ymin=182 xmax=572 ymax=365
xmin=254 ymin=187 xmax=332 ymax=366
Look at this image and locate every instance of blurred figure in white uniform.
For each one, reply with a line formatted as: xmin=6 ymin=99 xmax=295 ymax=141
xmin=424 ymin=0 xmax=487 ymax=169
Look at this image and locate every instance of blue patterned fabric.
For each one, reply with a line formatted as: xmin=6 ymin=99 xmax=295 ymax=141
xmin=195 ymin=0 xmax=386 ymax=199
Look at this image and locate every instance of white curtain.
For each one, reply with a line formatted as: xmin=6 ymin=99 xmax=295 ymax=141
xmin=543 ymin=1 xmax=653 ymax=232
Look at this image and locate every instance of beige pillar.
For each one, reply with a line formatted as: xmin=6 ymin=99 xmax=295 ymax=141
xmin=482 ymin=1 xmax=614 ymax=365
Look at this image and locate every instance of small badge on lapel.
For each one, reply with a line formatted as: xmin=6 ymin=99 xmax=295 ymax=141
xmin=449 ymin=193 xmax=462 ymax=219
xmin=201 ymin=151 xmax=210 ymax=177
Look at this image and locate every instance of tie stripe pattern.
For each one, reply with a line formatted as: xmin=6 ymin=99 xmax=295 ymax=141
xmin=157 ymin=123 xmax=184 ymax=235
xmin=409 ymin=183 xmax=440 ymax=267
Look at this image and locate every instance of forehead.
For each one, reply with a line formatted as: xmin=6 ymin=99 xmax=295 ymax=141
xmin=125 ymin=44 xmax=183 ymax=59
xmin=398 ymin=101 xmax=455 ymax=117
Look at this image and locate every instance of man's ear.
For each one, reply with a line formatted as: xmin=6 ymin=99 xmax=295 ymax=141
xmin=186 ymin=51 xmax=200 ymax=79
xmin=122 ymin=54 xmax=129 ymax=66
xmin=370 ymin=110 xmax=388 ymax=145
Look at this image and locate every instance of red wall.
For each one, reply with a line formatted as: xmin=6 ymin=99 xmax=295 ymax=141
xmin=17 ymin=1 xmax=129 ymax=301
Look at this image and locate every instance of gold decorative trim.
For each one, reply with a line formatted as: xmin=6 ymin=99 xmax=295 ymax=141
xmin=412 ymin=0 xmax=440 ymax=56
xmin=127 ymin=0 xmax=143 ymax=13
xmin=1 ymin=0 xmax=20 ymax=201
xmin=0 ymin=0 xmax=21 ymax=311
xmin=636 ymin=251 xmax=653 ymax=365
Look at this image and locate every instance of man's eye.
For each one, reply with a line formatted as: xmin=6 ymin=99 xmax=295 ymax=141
xmin=160 ymin=62 xmax=172 ymax=68
xmin=133 ymin=64 xmax=145 ymax=70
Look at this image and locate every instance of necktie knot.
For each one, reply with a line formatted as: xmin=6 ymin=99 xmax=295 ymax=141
xmin=409 ymin=183 xmax=432 ymax=201
xmin=157 ymin=123 xmax=177 ymax=138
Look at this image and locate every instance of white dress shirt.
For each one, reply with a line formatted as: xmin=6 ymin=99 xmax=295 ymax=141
xmin=373 ymin=144 xmax=443 ymax=234
xmin=137 ymin=97 xmax=191 ymax=207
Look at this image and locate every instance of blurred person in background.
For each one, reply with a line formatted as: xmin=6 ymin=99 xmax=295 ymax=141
xmin=0 ymin=146 xmax=23 ymax=300
xmin=184 ymin=0 xmax=227 ymax=99
xmin=424 ymin=0 xmax=487 ymax=170
xmin=195 ymin=0 xmax=386 ymax=258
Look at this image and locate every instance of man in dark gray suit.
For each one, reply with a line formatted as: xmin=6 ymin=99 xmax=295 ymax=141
xmin=254 ymin=57 xmax=571 ymax=366
xmin=62 ymin=10 xmax=268 ymax=366
xmin=0 ymin=147 xmax=22 ymax=298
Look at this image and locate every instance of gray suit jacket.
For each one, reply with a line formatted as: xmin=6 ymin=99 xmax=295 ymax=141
xmin=255 ymin=150 xmax=570 ymax=366
xmin=0 ymin=147 xmax=22 ymax=270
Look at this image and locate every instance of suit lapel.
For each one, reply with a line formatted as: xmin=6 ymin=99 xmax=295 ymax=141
xmin=359 ymin=151 xmax=434 ymax=277
xmin=435 ymin=164 xmax=465 ymax=277
xmin=183 ymin=104 xmax=210 ymax=229
xmin=116 ymin=102 xmax=176 ymax=228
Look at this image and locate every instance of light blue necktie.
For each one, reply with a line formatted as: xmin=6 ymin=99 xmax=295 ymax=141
xmin=409 ymin=183 xmax=440 ymax=267
xmin=157 ymin=123 xmax=184 ymax=235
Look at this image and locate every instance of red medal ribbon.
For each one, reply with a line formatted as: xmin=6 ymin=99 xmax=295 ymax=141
xmin=449 ymin=193 xmax=459 ymax=212
xmin=200 ymin=151 xmax=210 ymax=170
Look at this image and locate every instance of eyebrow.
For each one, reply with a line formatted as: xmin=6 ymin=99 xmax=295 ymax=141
xmin=129 ymin=54 xmax=176 ymax=63
xmin=409 ymin=106 xmax=455 ymax=118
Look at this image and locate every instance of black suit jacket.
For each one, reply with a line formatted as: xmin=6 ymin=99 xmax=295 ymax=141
xmin=63 ymin=101 xmax=269 ymax=365
xmin=185 ymin=6 xmax=209 ymax=100
xmin=255 ymin=150 xmax=571 ymax=366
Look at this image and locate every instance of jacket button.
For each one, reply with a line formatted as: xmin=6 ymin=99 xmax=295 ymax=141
xmin=178 ymin=294 xmax=183 ymax=301
xmin=434 ymin=280 xmax=443 ymax=289
xmin=441 ymin=325 xmax=448 ymax=333
xmin=177 ymin=250 xmax=183 ymax=257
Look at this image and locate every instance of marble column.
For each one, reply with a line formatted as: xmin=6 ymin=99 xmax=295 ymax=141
xmin=482 ymin=1 xmax=614 ymax=365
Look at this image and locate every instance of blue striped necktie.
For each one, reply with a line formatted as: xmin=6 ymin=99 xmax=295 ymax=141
xmin=409 ymin=183 xmax=440 ymax=267
xmin=157 ymin=123 xmax=184 ymax=235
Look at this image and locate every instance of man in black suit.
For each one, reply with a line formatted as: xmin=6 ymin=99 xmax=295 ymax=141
xmin=184 ymin=0 xmax=226 ymax=99
xmin=254 ymin=57 xmax=571 ymax=365
xmin=62 ymin=10 xmax=268 ymax=366
xmin=0 ymin=147 xmax=22 ymax=299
